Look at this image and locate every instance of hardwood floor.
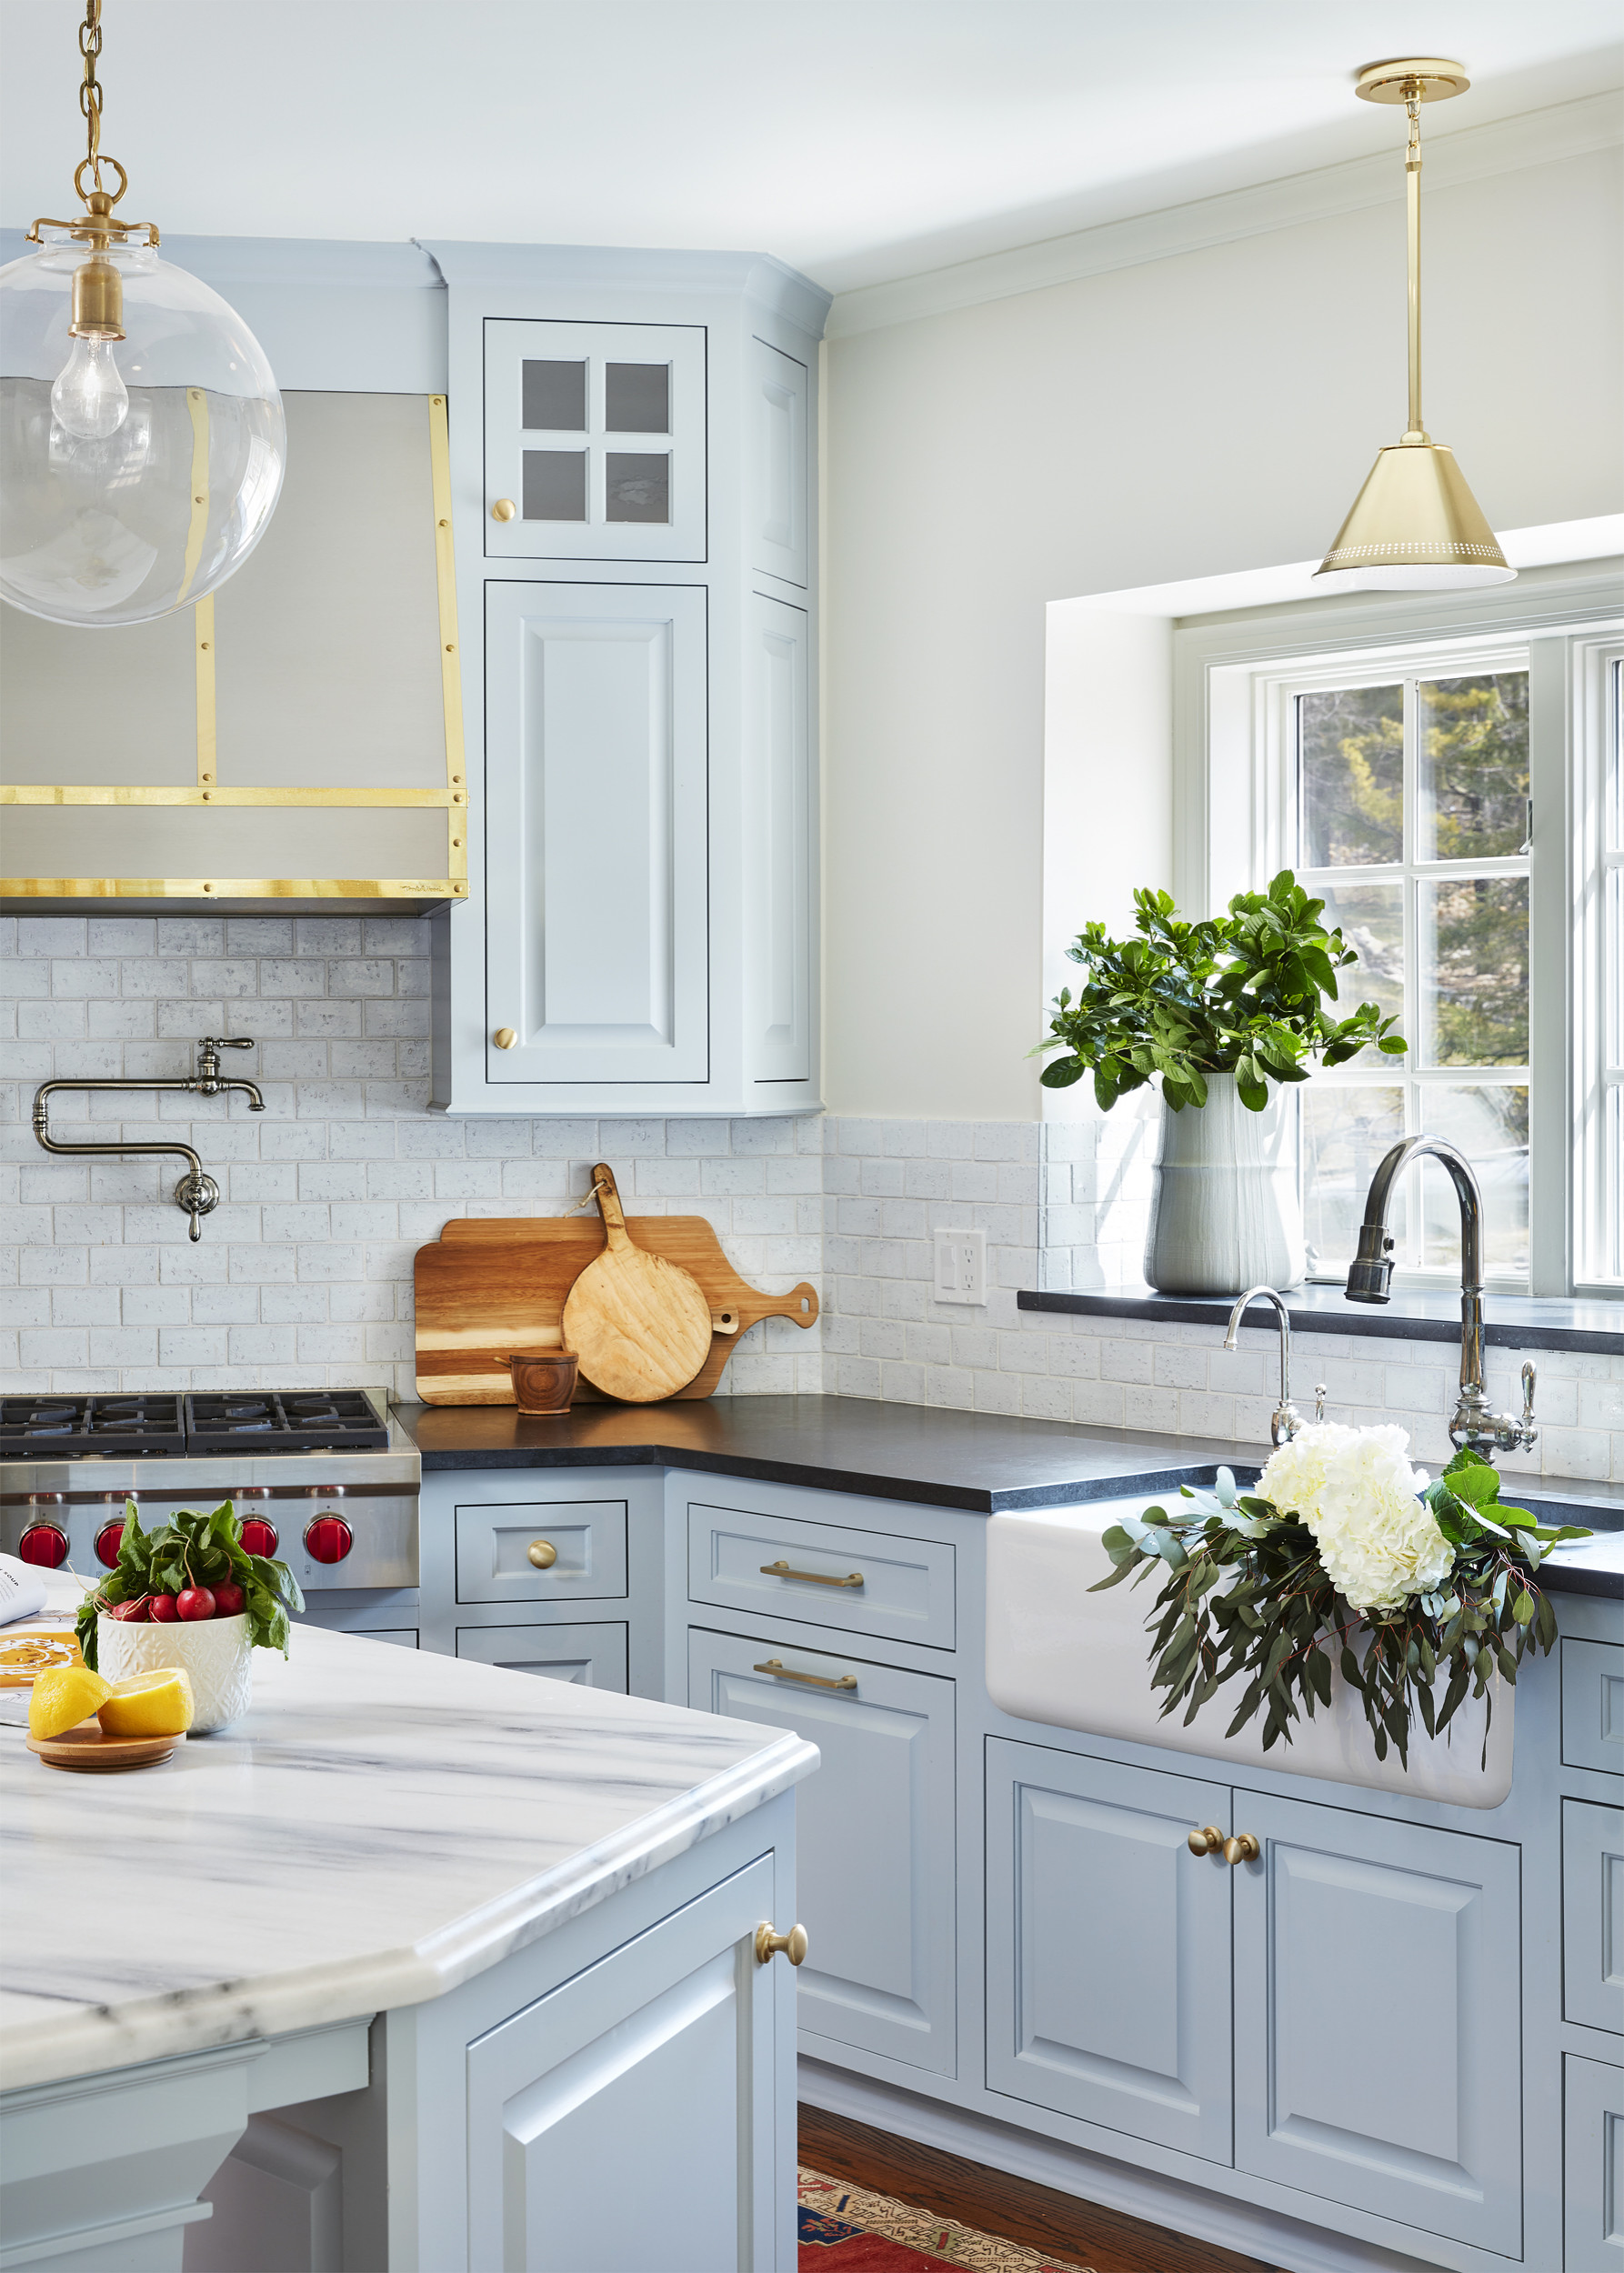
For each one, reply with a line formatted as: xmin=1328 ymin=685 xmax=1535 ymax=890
xmin=798 ymin=2105 xmax=1278 ymax=2273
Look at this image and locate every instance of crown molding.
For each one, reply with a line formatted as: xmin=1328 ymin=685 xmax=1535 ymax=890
xmin=826 ymin=87 xmax=1624 ymax=342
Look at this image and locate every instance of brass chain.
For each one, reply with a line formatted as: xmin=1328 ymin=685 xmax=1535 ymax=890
xmin=78 ymin=0 xmax=105 ymax=179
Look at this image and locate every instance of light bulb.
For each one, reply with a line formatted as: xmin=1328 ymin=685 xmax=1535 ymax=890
xmin=51 ymin=333 xmax=129 ymax=441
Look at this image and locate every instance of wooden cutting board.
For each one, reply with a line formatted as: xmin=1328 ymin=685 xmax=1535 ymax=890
xmin=414 ymin=1206 xmax=818 ymax=1406
xmin=561 ymin=1167 xmax=714 ymax=1404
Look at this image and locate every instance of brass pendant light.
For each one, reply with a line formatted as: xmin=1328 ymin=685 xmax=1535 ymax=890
xmin=1314 ymin=58 xmax=1515 ymax=592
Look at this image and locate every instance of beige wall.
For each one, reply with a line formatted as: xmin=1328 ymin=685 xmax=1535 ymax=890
xmin=820 ymin=145 xmax=1624 ymax=1119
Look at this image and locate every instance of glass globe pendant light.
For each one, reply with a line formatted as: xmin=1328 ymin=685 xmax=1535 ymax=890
xmin=1314 ymin=59 xmax=1515 ymax=593
xmin=0 ymin=0 xmax=285 ymax=627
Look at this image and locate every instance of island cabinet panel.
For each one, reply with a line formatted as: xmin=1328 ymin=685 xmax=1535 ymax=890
xmin=690 ymin=1628 xmax=957 ymax=2077
xmin=1564 ymin=1639 xmax=1624 ymax=1776
xmin=1231 ymin=1792 xmax=1522 ymax=2253
xmin=457 ymin=1620 xmax=629 ymax=1691
xmin=984 ymin=1738 xmax=1234 ymax=2165
xmin=483 ymin=579 xmax=710 ymax=1088
xmin=1564 ymin=1798 xmax=1624 ymax=2036
xmin=466 ymin=1856 xmax=777 ymax=2272
xmin=1565 ymin=2053 xmax=1624 ymax=2273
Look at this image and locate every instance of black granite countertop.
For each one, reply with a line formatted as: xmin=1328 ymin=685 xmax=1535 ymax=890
xmin=392 ymin=1396 xmax=1624 ymax=1589
xmin=1020 ymin=1285 xmax=1624 ymax=1355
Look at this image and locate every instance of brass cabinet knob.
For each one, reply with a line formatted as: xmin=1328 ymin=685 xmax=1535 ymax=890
xmin=493 ymin=1027 xmax=517 ymax=1049
xmin=526 ymin=1539 xmax=557 ymax=1569
xmin=755 ymin=1921 xmax=808 ymax=1968
xmin=1188 ymin=1825 xmax=1224 ymax=1856
xmin=1224 ymin=1833 xmax=1261 ymax=1866
xmin=491 ymin=497 xmax=517 ymax=521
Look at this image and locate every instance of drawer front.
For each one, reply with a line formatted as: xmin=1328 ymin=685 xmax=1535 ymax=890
xmin=456 ymin=1622 xmax=628 ymax=1693
xmin=687 ymin=1502 xmax=955 ymax=1649
xmin=1565 ymin=1797 xmax=1624 ymax=2036
xmin=1565 ymin=2053 xmax=1624 ymax=2273
xmin=1565 ymin=1638 xmax=1624 ymax=1776
xmin=456 ymin=1499 xmax=627 ymax=1606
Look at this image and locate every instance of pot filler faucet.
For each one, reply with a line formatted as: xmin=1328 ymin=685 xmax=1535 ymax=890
xmin=1346 ymin=1134 xmax=1538 ymax=1458
xmin=33 ymin=1036 xmax=265 ymax=1241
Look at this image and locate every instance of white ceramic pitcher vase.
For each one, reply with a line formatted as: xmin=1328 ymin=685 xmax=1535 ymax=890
xmin=1143 ymin=1070 xmax=1306 ymax=1296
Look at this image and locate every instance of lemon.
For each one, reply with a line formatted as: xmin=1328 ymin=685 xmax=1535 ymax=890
xmin=97 ymin=1667 xmax=195 ymax=1740
xmin=29 ymin=1661 xmax=112 ymax=1741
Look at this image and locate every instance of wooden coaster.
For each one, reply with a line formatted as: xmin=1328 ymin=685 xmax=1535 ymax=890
xmin=26 ymin=1718 xmax=185 ymax=1773
xmin=0 ymin=1627 xmax=83 ymax=1687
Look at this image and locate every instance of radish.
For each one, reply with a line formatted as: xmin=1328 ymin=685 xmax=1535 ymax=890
xmin=149 ymin=1592 xmax=179 ymax=1623
xmin=176 ymin=1586 xmax=216 ymax=1622
xmin=213 ymin=1579 xmax=246 ymax=1617
xmin=108 ymin=1596 xmax=150 ymax=1622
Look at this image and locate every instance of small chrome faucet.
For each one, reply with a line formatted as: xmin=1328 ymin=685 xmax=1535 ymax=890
xmin=1345 ymin=1135 xmax=1538 ymax=1457
xmin=1224 ymin=1285 xmax=1302 ymax=1446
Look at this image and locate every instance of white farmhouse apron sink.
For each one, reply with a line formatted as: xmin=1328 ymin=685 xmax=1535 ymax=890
xmin=986 ymin=1494 xmax=1515 ymax=1809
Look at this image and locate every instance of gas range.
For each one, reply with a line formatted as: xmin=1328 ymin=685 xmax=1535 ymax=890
xmin=0 ymin=1388 xmax=418 ymax=1597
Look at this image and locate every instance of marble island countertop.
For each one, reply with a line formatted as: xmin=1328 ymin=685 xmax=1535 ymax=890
xmin=0 ymin=1600 xmax=817 ymax=2095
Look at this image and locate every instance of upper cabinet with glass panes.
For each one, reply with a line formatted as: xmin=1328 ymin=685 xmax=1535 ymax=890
xmin=1294 ymin=668 xmax=1532 ymax=1288
xmin=484 ymin=318 xmax=707 ymax=562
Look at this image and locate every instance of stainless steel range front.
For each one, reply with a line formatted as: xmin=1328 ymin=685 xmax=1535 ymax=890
xmin=0 ymin=1389 xmax=420 ymax=1641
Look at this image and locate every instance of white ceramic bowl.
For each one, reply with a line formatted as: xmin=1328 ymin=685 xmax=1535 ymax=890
xmin=97 ymin=1613 xmax=253 ymax=1734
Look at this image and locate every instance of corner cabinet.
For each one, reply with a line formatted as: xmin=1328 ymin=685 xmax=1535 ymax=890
xmin=423 ymin=245 xmax=829 ymax=1116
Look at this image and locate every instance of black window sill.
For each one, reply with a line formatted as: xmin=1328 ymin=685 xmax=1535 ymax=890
xmin=1017 ymin=1286 xmax=1624 ymax=1355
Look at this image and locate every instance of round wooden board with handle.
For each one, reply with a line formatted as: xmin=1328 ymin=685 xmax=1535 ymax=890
xmin=562 ymin=1164 xmax=715 ymax=1403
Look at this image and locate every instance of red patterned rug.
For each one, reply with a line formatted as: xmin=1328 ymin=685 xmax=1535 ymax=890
xmin=798 ymin=2167 xmax=1095 ymax=2272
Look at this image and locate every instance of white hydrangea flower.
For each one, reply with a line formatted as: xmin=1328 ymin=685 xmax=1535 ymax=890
xmin=1258 ymin=1422 xmax=1452 ymax=1613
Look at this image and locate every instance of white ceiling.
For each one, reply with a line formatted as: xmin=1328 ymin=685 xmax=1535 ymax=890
xmin=1 ymin=0 xmax=1619 ymax=295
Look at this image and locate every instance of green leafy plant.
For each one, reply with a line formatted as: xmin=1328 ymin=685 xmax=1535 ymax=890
xmin=1093 ymin=1448 xmax=1591 ymax=1769
xmin=75 ymin=1500 xmax=305 ymax=1670
xmin=1038 ymin=870 xmax=1406 ymax=1112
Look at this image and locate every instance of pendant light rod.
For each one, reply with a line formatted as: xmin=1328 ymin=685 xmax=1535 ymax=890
xmin=1404 ymin=87 xmax=1424 ymax=442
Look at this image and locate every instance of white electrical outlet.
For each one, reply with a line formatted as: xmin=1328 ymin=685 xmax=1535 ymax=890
xmin=933 ymin=1227 xmax=987 ymax=1305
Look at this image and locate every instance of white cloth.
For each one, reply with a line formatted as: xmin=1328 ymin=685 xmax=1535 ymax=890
xmin=0 ymin=1555 xmax=50 ymax=1627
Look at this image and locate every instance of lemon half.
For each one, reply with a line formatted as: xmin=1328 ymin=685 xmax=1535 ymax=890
xmin=97 ymin=1667 xmax=195 ymax=1740
xmin=29 ymin=1662 xmax=112 ymax=1741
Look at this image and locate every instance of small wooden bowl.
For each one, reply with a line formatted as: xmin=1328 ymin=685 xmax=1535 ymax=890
xmin=27 ymin=1718 xmax=185 ymax=1773
xmin=507 ymin=1351 xmax=580 ymax=1413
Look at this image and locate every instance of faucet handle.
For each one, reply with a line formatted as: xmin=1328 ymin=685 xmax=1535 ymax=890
xmin=202 ymin=1036 xmax=256 ymax=1051
xmin=1520 ymin=1361 xmax=1537 ymax=1426
xmin=1314 ymin=1383 xmax=1328 ymax=1424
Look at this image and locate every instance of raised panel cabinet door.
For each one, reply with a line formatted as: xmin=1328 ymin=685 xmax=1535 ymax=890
xmin=749 ymin=339 xmax=808 ymax=586
xmin=1564 ymin=1639 xmax=1624 ymax=1777
xmin=456 ymin=1622 xmax=629 ymax=1693
xmin=744 ymin=595 xmax=812 ymax=1085
xmin=1231 ymin=1791 xmax=1521 ymax=2251
xmin=984 ymin=1737 xmax=1233 ymax=2164
xmin=1565 ymin=1797 xmax=1624 ymax=2036
xmin=484 ymin=316 xmax=707 ymax=564
xmin=466 ymin=1856 xmax=784 ymax=2271
xmin=1565 ymin=2053 xmax=1624 ymax=2273
xmin=689 ymin=1627 xmax=956 ymax=2076
xmin=485 ymin=581 xmax=708 ymax=1086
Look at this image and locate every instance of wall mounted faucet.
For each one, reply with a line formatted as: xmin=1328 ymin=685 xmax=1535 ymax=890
xmin=33 ymin=1037 xmax=266 ymax=1241
xmin=1345 ymin=1134 xmax=1538 ymax=1458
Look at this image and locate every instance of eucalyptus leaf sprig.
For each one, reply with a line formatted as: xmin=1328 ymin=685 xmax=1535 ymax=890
xmin=1092 ymin=1449 xmax=1590 ymax=1770
xmin=1038 ymin=870 xmax=1406 ymax=1112
xmin=75 ymin=1500 xmax=305 ymax=1671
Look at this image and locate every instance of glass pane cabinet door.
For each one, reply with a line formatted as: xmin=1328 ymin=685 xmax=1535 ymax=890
xmin=485 ymin=318 xmax=707 ymax=563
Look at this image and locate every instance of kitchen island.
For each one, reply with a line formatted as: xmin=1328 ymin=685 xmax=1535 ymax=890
xmin=0 ymin=1608 xmax=817 ymax=2272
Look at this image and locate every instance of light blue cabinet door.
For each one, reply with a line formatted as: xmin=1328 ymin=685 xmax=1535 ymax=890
xmin=485 ymin=580 xmax=709 ymax=1086
xmin=984 ymin=1737 xmax=1233 ymax=2164
xmin=744 ymin=594 xmax=813 ymax=1085
xmin=1566 ymin=1798 xmax=1624 ymax=2036
xmin=1231 ymin=1791 xmax=1521 ymax=2251
xmin=689 ymin=1627 xmax=956 ymax=2076
xmin=466 ymin=1855 xmax=780 ymax=2271
xmin=1566 ymin=2053 xmax=1624 ymax=2273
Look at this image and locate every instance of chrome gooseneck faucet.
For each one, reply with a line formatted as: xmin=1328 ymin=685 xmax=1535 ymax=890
xmin=1345 ymin=1134 xmax=1538 ymax=1457
xmin=1224 ymin=1285 xmax=1304 ymax=1446
xmin=33 ymin=1036 xmax=265 ymax=1240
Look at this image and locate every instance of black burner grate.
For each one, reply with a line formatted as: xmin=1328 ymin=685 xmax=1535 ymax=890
xmin=0 ymin=1394 xmax=188 ymax=1457
xmin=183 ymin=1389 xmax=389 ymax=1456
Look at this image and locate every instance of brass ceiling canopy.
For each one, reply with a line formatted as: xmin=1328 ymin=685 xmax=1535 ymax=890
xmin=1314 ymin=55 xmax=1514 ymax=593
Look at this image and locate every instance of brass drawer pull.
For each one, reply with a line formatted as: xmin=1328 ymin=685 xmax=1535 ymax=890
xmin=759 ymin=1558 xmax=864 ymax=1589
xmin=753 ymin=1657 xmax=857 ymax=1693
xmin=1225 ymin=1833 xmax=1260 ymax=1866
xmin=1188 ymin=1825 xmax=1224 ymax=1856
xmin=526 ymin=1539 xmax=557 ymax=1569
xmin=755 ymin=1921 xmax=808 ymax=1967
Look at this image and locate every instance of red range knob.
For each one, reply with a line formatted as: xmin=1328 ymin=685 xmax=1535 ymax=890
xmin=304 ymin=1514 xmax=353 ymax=1565
xmin=94 ymin=1520 xmax=125 ymax=1568
xmin=238 ymin=1517 xmax=279 ymax=1558
xmin=18 ymin=1523 xmax=69 ymax=1569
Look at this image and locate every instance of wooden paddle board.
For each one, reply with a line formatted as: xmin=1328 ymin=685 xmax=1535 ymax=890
xmin=561 ymin=1167 xmax=714 ymax=1403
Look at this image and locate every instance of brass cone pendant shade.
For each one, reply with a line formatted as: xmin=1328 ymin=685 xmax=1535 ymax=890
xmin=1315 ymin=59 xmax=1514 ymax=593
